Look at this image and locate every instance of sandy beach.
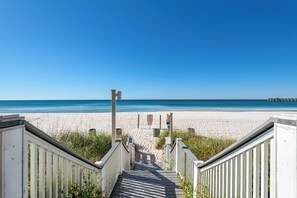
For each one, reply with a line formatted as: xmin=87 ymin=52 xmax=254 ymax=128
xmin=21 ymin=111 xmax=290 ymax=161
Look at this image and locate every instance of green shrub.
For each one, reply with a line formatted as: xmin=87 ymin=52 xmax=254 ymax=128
xmin=180 ymin=176 xmax=193 ymax=198
xmin=156 ymin=131 xmax=235 ymax=161
xmin=70 ymin=182 xmax=102 ymax=198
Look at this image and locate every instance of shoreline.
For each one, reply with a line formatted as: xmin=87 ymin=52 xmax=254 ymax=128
xmin=1 ymin=108 xmax=297 ymax=114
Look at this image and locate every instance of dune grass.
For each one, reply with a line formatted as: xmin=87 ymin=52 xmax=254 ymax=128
xmin=54 ymin=132 xmax=128 ymax=162
xmin=156 ymin=131 xmax=235 ymax=161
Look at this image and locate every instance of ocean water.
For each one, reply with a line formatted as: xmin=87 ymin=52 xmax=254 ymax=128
xmin=0 ymin=100 xmax=297 ymax=113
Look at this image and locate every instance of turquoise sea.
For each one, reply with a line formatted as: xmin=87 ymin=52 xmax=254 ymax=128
xmin=0 ymin=100 xmax=297 ymax=113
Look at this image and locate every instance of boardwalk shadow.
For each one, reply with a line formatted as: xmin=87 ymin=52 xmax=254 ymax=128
xmin=111 ymin=170 xmax=183 ymax=198
xmin=135 ymin=149 xmax=164 ymax=171
xmin=110 ymin=144 xmax=184 ymax=197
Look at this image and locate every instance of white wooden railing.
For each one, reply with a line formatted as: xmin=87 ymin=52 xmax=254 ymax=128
xmin=96 ymin=137 xmax=135 ymax=197
xmin=165 ymin=138 xmax=203 ymax=197
xmin=165 ymin=114 xmax=297 ymax=198
xmin=0 ymin=115 xmax=135 ymax=198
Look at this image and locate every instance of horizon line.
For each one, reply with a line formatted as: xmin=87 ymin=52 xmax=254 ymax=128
xmin=0 ymin=98 xmax=271 ymax=101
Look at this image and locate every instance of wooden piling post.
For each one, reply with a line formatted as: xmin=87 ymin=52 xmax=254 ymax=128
xmin=137 ymin=114 xmax=140 ymax=129
xmin=159 ymin=115 xmax=161 ymax=129
xmin=170 ymin=113 xmax=173 ymax=145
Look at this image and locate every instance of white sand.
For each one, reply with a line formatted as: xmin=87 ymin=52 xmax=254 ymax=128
xmin=21 ymin=111 xmax=290 ymax=162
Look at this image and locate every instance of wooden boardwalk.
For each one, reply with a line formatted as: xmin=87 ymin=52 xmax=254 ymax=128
xmin=110 ymin=162 xmax=185 ymax=198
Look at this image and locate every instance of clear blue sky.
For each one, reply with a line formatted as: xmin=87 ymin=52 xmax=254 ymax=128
xmin=0 ymin=0 xmax=296 ymax=99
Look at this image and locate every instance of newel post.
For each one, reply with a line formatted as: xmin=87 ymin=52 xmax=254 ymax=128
xmin=0 ymin=116 xmax=26 ymax=198
xmin=274 ymin=115 xmax=297 ymax=198
xmin=193 ymin=160 xmax=203 ymax=197
xmin=164 ymin=137 xmax=171 ymax=164
xmin=115 ymin=138 xmax=123 ymax=173
xmin=175 ymin=138 xmax=183 ymax=175
xmin=95 ymin=161 xmax=105 ymax=197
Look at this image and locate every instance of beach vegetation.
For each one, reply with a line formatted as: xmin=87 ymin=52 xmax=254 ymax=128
xmin=70 ymin=181 xmax=102 ymax=198
xmin=179 ymin=176 xmax=193 ymax=198
xmin=179 ymin=175 xmax=211 ymax=198
xmin=156 ymin=131 xmax=235 ymax=161
xmin=54 ymin=132 xmax=128 ymax=162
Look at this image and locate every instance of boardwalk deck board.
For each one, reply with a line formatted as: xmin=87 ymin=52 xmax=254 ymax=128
xmin=110 ymin=162 xmax=185 ymax=198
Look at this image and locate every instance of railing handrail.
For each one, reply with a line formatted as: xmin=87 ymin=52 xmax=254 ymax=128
xmin=98 ymin=139 xmax=130 ymax=168
xmin=0 ymin=115 xmax=101 ymax=170
xmin=0 ymin=114 xmax=24 ymax=122
xmin=177 ymin=140 xmax=202 ymax=163
xmin=0 ymin=114 xmax=25 ymax=129
xmin=24 ymin=121 xmax=102 ymax=169
xmin=170 ymin=141 xmax=176 ymax=153
xmin=198 ymin=116 xmax=297 ymax=168
xmin=97 ymin=140 xmax=121 ymax=167
xmin=121 ymin=140 xmax=129 ymax=153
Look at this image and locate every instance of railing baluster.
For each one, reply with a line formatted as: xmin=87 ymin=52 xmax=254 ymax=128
xmin=213 ymin=168 xmax=216 ymax=196
xmin=235 ymin=155 xmax=241 ymax=197
xmin=59 ymin=156 xmax=64 ymax=197
xmin=30 ymin=143 xmax=38 ymax=198
xmin=207 ymin=170 xmax=211 ymax=195
xmin=46 ymin=151 xmax=52 ymax=198
xmin=64 ymin=159 xmax=69 ymax=197
xmin=91 ymin=171 xmax=96 ymax=185
xmin=217 ymin=164 xmax=222 ymax=198
xmin=53 ymin=154 xmax=59 ymax=198
xmin=246 ymin=149 xmax=252 ymax=198
xmin=261 ymin=141 xmax=269 ymax=198
xmin=213 ymin=166 xmax=216 ymax=197
xmin=212 ymin=167 xmax=215 ymax=197
xmin=209 ymin=168 xmax=212 ymax=196
xmin=216 ymin=165 xmax=219 ymax=197
xmin=74 ymin=163 xmax=77 ymax=183
xmin=83 ymin=167 xmax=87 ymax=186
xmin=225 ymin=160 xmax=230 ymax=198
xmin=269 ymin=138 xmax=275 ymax=198
xmin=222 ymin=162 xmax=226 ymax=198
xmin=230 ymin=158 xmax=235 ymax=197
xmin=253 ymin=145 xmax=260 ymax=198
xmin=39 ymin=147 xmax=46 ymax=198
xmin=201 ymin=172 xmax=205 ymax=195
xmin=69 ymin=161 xmax=73 ymax=198
xmin=209 ymin=168 xmax=213 ymax=196
xmin=23 ymin=140 xmax=29 ymax=198
xmin=77 ymin=165 xmax=81 ymax=185
xmin=240 ymin=152 xmax=246 ymax=197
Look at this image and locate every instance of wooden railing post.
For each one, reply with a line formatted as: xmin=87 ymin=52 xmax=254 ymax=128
xmin=0 ymin=124 xmax=26 ymax=198
xmin=116 ymin=138 xmax=124 ymax=173
xmin=175 ymin=138 xmax=182 ymax=175
xmin=164 ymin=137 xmax=171 ymax=164
xmin=274 ymin=116 xmax=297 ymax=197
xmin=193 ymin=160 xmax=202 ymax=197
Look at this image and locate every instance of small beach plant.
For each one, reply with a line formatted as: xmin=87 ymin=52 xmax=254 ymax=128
xmin=70 ymin=181 xmax=102 ymax=198
xmin=156 ymin=131 xmax=235 ymax=161
xmin=179 ymin=176 xmax=193 ymax=198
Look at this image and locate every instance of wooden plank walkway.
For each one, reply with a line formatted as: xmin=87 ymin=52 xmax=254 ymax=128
xmin=110 ymin=162 xmax=185 ymax=198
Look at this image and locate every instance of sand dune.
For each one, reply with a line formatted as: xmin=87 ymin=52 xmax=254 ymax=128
xmin=22 ymin=111 xmax=287 ymax=161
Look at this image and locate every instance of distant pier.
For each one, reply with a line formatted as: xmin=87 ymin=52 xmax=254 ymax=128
xmin=268 ymin=98 xmax=297 ymax=102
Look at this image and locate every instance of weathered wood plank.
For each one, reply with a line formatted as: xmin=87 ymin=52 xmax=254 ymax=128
xmin=110 ymin=170 xmax=184 ymax=198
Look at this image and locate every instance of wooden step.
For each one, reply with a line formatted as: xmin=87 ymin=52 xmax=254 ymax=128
xmin=110 ymin=170 xmax=185 ymax=198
